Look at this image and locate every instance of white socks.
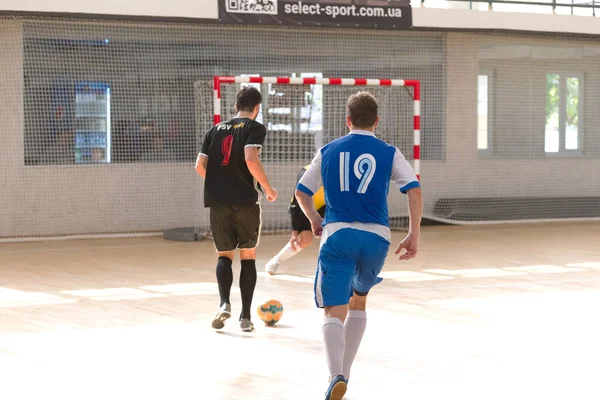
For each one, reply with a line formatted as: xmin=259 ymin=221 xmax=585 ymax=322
xmin=322 ymin=317 xmax=345 ymax=381
xmin=343 ymin=310 xmax=367 ymax=379
xmin=273 ymin=242 xmax=298 ymax=264
xmin=323 ymin=311 xmax=367 ymax=381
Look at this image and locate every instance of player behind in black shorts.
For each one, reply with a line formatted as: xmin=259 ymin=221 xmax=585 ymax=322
xmin=195 ymin=86 xmax=278 ymax=332
xmin=264 ymin=165 xmax=325 ymax=275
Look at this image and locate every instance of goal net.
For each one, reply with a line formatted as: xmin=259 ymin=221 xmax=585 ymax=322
xmin=193 ymin=75 xmax=420 ymax=237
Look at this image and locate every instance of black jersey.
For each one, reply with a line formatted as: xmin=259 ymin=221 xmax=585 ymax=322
xmin=200 ymin=117 xmax=267 ymax=207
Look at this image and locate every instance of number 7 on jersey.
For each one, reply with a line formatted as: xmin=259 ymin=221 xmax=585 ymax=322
xmin=339 ymin=152 xmax=377 ymax=194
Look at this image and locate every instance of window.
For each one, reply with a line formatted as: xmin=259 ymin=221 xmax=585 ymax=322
xmin=36 ymin=81 xmax=111 ymax=166
xmin=267 ymin=72 xmax=324 ymax=160
xmin=565 ymin=77 xmax=580 ymax=151
xmin=298 ymin=72 xmax=323 ymax=134
xmin=545 ymin=73 xmax=581 ymax=154
xmin=477 ymin=72 xmax=493 ymax=153
xmin=238 ymin=73 xmax=324 ymax=161
xmin=262 ymin=72 xmax=323 ymax=134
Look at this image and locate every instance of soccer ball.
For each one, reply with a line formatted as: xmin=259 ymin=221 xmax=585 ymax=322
xmin=257 ymin=299 xmax=284 ymax=326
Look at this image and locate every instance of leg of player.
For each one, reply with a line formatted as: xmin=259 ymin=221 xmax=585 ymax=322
xmin=323 ymin=304 xmax=349 ymax=400
xmin=316 ymin=229 xmax=355 ymax=400
xmin=239 ymin=248 xmax=257 ymax=332
xmin=339 ymin=230 xmax=389 ymax=385
xmin=342 ymin=293 xmax=368 ymax=381
xmin=212 ymin=250 xmax=234 ymax=330
xmin=210 ymin=206 xmax=238 ymax=330
xmin=265 ymin=230 xmax=313 ymax=275
xmin=232 ymin=204 xmax=261 ymax=332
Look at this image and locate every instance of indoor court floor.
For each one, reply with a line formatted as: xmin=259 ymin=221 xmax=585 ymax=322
xmin=1 ymin=222 xmax=599 ymax=400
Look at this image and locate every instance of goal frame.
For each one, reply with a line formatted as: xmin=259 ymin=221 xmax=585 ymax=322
xmin=213 ymin=76 xmax=421 ymax=179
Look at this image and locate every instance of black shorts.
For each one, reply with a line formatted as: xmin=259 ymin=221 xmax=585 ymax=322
xmin=209 ymin=205 xmax=261 ymax=252
xmin=289 ymin=202 xmax=326 ymax=233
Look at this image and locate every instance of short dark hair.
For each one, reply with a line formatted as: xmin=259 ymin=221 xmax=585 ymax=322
xmin=236 ymin=86 xmax=263 ymax=112
xmin=347 ymin=91 xmax=378 ymax=128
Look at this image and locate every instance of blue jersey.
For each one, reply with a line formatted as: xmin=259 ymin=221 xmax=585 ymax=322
xmin=297 ymin=130 xmax=420 ymax=240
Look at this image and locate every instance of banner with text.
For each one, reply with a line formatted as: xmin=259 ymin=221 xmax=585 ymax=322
xmin=218 ymin=0 xmax=412 ymax=30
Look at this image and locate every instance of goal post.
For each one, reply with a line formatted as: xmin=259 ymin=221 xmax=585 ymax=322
xmin=183 ymin=75 xmax=421 ymax=241
xmin=213 ymin=75 xmax=421 ymax=179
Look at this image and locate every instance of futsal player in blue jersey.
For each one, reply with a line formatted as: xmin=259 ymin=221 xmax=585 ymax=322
xmin=295 ymin=91 xmax=423 ymax=400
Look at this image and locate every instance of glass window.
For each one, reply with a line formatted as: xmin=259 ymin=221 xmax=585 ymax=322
xmin=545 ymin=73 xmax=560 ymax=153
xmin=545 ymin=73 xmax=581 ymax=154
xmin=477 ymin=74 xmax=489 ymax=151
xmin=299 ymin=72 xmax=324 ymax=133
xmin=565 ymin=77 xmax=579 ymax=151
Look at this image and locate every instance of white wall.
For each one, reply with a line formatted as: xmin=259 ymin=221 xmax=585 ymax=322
xmin=0 ymin=20 xmax=25 ymax=236
xmin=0 ymin=0 xmax=218 ymax=19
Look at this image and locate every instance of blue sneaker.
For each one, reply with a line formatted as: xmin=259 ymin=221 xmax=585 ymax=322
xmin=325 ymin=375 xmax=347 ymax=400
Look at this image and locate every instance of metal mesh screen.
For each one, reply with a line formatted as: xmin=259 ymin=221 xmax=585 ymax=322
xmin=0 ymin=17 xmax=441 ymax=240
xmin=195 ymin=79 xmax=415 ymax=235
xmin=1 ymin=16 xmax=600 ymax=240
xmin=435 ymin=33 xmax=600 ymax=223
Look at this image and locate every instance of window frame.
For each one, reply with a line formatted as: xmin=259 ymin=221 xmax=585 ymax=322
xmin=544 ymin=71 xmax=584 ymax=157
xmin=477 ymin=69 xmax=495 ymax=157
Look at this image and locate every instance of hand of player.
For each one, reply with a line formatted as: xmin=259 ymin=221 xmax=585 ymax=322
xmin=310 ymin=216 xmax=324 ymax=238
xmin=265 ymin=186 xmax=278 ymax=202
xmin=395 ymin=232 xmax=419 ymax=261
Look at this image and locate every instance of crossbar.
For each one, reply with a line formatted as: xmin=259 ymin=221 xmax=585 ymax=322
xmin=213 ymin=76 xmax=421 ymax=179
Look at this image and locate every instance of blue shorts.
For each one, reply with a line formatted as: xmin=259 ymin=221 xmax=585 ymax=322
xmin=314 ymin=228 xmax=390 ymax=308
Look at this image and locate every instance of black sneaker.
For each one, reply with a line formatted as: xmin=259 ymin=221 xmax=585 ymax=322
xmin=211 ymin=303 xmax=231 ymax=330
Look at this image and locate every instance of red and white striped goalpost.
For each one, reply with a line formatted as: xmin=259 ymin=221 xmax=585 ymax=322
xmin=213 ymin=76 xmax=421 ymax=180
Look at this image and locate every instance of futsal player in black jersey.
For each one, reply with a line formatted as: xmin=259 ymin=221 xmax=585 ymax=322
xmin=195 ymin=86 xmax=278 ymax=332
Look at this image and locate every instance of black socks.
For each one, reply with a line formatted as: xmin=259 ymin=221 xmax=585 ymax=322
xmin=216 ymin=257 xmax=257 ymax=320
xmin=239 ymin=259 xmax=257 ymax=320
xmin=216 ymin=256 xmax=233 ymax=307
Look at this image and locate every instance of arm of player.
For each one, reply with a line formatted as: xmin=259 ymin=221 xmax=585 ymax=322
xmin=195 ymin=153 xmax=208 ymax=179
xmin=295 ymin=151 xmax=324 ymax=237
xmin=295 ymin=191 xmax=323 ymax=237
xmin=398 ymin=187 xmax=423 ymax=259
xmin=196 ymin=130 xmax=211 ymax=179
xmin=245 ymin=123 xmax=277 ymax=202
xmin=245 ymin=147 xmax=277 ymax=202
xmin=390 ymin=148 xmax=423 ymax=260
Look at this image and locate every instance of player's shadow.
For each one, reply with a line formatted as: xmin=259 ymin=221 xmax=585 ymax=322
xmin=263 ymin=324 xmax=294 ymax=329
xmin=215 ymin=331 xmax=256 ymax=339
xmin=214 ymin=324 xmax=295 ymax=337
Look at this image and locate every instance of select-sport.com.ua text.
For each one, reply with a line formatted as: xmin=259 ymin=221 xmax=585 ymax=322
xmin=283 ymin=2 xmax=403 ymax=19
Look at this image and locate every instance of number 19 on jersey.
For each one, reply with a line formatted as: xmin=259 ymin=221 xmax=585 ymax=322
xmin=339 ymin=152 xmax=377 ymax=194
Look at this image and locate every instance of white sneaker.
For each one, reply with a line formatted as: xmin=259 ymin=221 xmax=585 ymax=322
xmin=265 ymin=259 xmax=280 ymax=275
